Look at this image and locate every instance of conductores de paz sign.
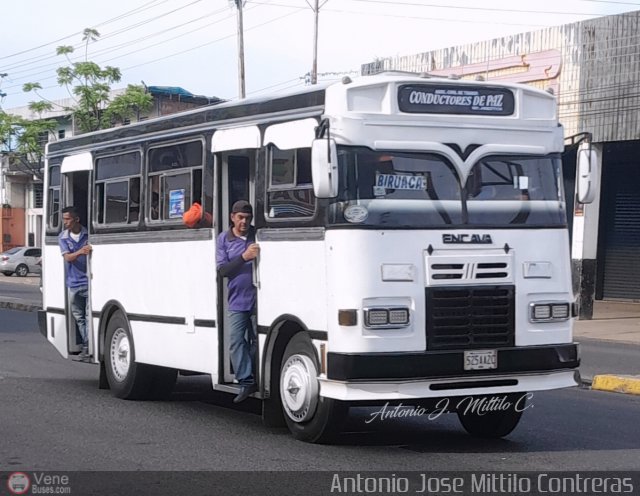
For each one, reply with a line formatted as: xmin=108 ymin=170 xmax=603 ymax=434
xmin=398 ymin=84 xmax=515 ymax=116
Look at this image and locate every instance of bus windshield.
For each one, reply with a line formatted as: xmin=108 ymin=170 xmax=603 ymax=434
xmin=329 ymin=147 xmax=567 ymax=228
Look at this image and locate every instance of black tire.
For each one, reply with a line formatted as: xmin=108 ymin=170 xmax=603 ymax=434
xmin=147 ymin=366 xmax=177 ymax=400
xmin=279 ymin=332 xmax=348 ymax=443
xmin=457 ymin=393 xmax=525 ymax=438
xmin=15 ymin=264 xmax=28 ymax=277
xmin=2 ymin=271 xmax=13 ymax=276
xmin=104 ymin=311 xmax=153 ymax=399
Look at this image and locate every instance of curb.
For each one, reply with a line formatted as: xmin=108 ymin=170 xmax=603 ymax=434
xmin=0 ymin=301 xmax=41 ymax=313
xmin=591 ymin=374 xmax=640 ymax=395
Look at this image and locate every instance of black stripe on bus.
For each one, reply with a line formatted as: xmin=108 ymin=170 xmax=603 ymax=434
xmin=257 ymin=325 xmax=327 ymax=341
xmin=127 ymin=314 xmax=186 ymax=325
xmin=50 ymin=307 xmax=212 ymax=328
xmin=46 ymin=307 xmax=65 ymax=315
xmin=194 ymin=319 xmax=216 ymax=328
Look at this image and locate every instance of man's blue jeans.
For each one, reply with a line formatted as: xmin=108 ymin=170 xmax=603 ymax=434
xmin=69 ymin=286 xmax=89 ymax=350
xmin=228 ymin=310 xmax=257 ymax=386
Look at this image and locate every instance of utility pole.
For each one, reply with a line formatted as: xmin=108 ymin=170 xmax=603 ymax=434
xmin=232 ymin=0 xmax=246 ymax=98
xmin=311 ymin=0 xmax=319 ymax=85
xmin=308 ymin=0 xmax=327 ymax=85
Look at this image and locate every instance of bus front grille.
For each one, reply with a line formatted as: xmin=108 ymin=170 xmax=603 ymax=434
xmin=426 ymin=285 xmax=515 ymax=350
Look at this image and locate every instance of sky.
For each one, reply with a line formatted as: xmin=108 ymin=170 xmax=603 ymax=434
xmin=2 ymin=0 xmax=640 ymax=110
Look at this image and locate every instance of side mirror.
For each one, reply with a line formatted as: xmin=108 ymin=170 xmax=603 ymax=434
xmin=576 ymin=142 xmax=599 ymax=204
xmin=311 ymin=138 xmax=338 ymax=198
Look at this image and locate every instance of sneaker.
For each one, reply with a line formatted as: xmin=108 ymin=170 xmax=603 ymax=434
xmin=233 ymin=384 xmax=257 ymax=403
xmin=75 ymin=348 xmax=90 ymax=362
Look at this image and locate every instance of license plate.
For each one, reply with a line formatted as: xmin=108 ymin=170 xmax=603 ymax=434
xmin=464 ymin=349 xmax=497 ymax=370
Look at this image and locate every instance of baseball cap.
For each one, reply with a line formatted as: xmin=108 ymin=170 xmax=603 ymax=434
xmin=231 ymin=200 xmax=253 ymax=215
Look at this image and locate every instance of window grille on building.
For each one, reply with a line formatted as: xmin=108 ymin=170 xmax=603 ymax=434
xmin=33 ymin=183 xmax=43 ymax=208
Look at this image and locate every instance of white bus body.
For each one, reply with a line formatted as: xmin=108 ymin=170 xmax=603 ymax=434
xmin=39 ymin=73 xmax=584 ymax=443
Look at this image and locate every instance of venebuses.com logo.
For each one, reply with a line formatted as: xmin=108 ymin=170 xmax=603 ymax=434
xmin=6 ymin=472 xmax=72 ymax=494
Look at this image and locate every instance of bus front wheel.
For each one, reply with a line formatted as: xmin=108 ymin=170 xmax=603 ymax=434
xmin=279 ymin=332 xmax=347 ymax=443
xmin=456 ymin=393 xmax=525 ymax=438
xmin=104 ymin=311 xmax=152 ymax=400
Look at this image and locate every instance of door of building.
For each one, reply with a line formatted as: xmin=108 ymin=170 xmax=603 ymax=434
xmin=597 ymin=141 xmax=640 ymax=300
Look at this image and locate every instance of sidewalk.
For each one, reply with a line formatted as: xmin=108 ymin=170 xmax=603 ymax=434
xmin=1 ymin=277 xmax=638 ymax=394
xmin=573 ymin=300 xmax=640 ymax=345
xmin=573 ymin=301 xmax=640 ymax=395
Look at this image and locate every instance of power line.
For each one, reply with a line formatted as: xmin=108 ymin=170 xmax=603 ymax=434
xmin=2 ymin=7 xmax=234 ymax=81
xmin=4 ymin=0 xmax=637 ymax=80
xmin=346 ymin=0 xmax=613 ymax=16
xmin=0 ymin=0 xmax=170 ymax=62
xmin=579 ymin=0 xmax=640 ymax=5
xmin=0 ymin=0 xmax=206 ymax=74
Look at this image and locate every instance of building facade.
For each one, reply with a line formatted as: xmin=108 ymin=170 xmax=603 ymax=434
xmin=361 ymin=10 xmax=640 ymax=313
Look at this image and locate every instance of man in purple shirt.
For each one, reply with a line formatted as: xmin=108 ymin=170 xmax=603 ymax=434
xmin=216 ymin=200 xmax=260 ymax=403
xmin=58 ymin=206 xmax=92 ymax=361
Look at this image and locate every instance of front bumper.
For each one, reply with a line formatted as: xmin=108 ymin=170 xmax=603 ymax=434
xmin=327 ymin=343 xmax=579 ymax=381
xmin=319 ymin=370 xmax=580 ymax=401
xmin=319 ymin=344 xmax=580 ymax=401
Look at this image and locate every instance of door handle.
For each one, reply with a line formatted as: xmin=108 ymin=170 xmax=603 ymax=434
xmin=252 ymin=255 xmax=260 ymax=289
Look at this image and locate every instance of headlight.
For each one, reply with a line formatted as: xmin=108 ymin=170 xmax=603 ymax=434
xmin=530 ymin=302 xmax=570 ymax=322
xmin=364 ymin=307 xmax=410 ymax=328
xmin=389 ymin=308 xmax=410 ymax=325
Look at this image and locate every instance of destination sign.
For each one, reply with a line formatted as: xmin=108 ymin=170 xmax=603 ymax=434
xmin=398 ymin=84 xmax=515 ymax=116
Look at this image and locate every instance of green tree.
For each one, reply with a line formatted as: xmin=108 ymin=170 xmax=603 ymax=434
xmin=24 ymin=28 xmax=152 ymax=133
xmin=0 ymin=109 xmax=56 ymax=181
xmin=1 ymin=28 xmax=153 ymax=182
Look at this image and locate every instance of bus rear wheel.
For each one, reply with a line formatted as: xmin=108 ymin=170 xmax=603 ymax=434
xmin=279 ymin=332 xmax=347 ymax=443
xmin=104 ymin=311 xmax=153 ymax=400
xmin=456 ymin=393 xmax=525 ymax=438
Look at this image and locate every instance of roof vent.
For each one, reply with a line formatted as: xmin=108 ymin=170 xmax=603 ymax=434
xmin=475 ymin=75 xmax=485 ymax=81
xmin=342 ymin=76 xmax=352 ymax=85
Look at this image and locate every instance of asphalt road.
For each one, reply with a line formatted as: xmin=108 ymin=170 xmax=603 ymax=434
xmin=0 ymin=275 xmax=41 ymax=308
xmin=579 ymin=338 xmax=640 ymax=381
xmin=2 ymin=308 xmax=639 ymax=479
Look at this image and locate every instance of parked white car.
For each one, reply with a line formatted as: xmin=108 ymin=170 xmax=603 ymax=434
xmin=1 ymin=246 xmax=42 ymax=277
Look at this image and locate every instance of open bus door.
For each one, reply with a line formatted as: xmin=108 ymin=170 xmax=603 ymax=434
xmin=211 ymin=126 xmax=259 ymax=390
xmin=48 ymin=153 xmax=94 ymax=360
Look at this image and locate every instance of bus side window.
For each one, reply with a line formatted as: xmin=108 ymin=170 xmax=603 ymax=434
xmin=47 ymin=163 xmax=62 ymax=232
xmin=266 ymin=146 xmax=316 ymax=220
xmin=147 ymin=140 xmax=204 ymax=224
xmin=94 ymin=151 xmax=141 ymax=227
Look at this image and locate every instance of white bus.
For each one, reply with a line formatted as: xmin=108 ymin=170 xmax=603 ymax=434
xmin=39 ymin=73 xmax=597 ymax=443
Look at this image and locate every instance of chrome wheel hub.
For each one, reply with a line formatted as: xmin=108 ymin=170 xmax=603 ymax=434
xmin=110 ymin=328 xmax=130 ymax=382
xmin=280 ymin=354 xmax=319 ymax=423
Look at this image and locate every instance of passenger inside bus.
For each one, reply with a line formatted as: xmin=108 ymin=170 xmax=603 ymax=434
xmin=183 ymin=200 xmax=213 ymax=228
